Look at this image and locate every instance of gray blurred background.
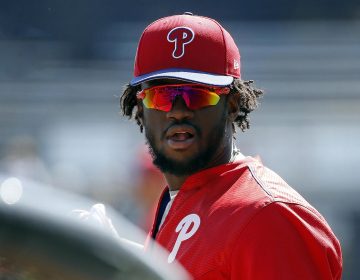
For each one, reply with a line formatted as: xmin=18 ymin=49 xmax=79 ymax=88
xmin=0 ymin=0 xmax=359 ymax=278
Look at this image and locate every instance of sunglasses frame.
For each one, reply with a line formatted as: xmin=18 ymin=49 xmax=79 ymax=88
xmin=136 ymin=83 xmax=230 ymax=112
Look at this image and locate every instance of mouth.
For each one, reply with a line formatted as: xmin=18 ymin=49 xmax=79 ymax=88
xmin=165 ymin=125 xmax=196 ymax=150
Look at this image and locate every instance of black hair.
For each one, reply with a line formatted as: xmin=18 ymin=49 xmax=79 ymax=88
xmin=120 ymin=78 xmax=264 ymax=133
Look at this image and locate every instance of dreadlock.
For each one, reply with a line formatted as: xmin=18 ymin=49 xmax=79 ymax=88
xmin=229 ymin=79 xmax=264 ymax=132
xmin=120 ymin=78 xmax=264 ymax=134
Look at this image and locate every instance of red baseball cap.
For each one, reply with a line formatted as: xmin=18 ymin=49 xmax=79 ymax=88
xmin=130 ymin=13 xmax=241 ymax=86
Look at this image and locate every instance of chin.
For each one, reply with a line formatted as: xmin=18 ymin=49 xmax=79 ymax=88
xmin=152 ymin=147 xmax=210 ymax=176
xmin=164 ymin=147 xmax=200 ymax=161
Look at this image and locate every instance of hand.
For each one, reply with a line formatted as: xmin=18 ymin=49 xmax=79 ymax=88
xmin=72 ymin=203 xmax=144 ymax=250
xmin=72 ymin=203 xmax=119 ymax=238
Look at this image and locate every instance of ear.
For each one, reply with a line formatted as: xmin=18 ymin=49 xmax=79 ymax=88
xmin=227 ymin=94 xmax=240 ymax=122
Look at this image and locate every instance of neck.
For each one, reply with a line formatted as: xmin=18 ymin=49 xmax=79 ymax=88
xmin=164 ymin=142 xmax=238 ymax=191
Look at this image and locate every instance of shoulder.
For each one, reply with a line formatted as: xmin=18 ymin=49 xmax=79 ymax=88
xmin=237 ymin=156 xmax=323 ymax=218
xmin=220 ymin=156 xmax=341 ymax=247
xmin=213 ymin=156 xmax=315 ymax=215
xmin=228 ymin=201 xmax=342 ymax=279
xmin=239 ymin=201 xmax=337 ymax=242
xmin=226 ymin=157 xmax=336 ymax=234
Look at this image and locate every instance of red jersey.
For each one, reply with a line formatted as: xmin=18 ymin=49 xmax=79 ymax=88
xmin=147 ymin=155 xmax=342 ymax=279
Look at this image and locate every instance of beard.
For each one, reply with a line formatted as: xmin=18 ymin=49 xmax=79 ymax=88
xmin=145 ymin=112 xmax=228 ymax=177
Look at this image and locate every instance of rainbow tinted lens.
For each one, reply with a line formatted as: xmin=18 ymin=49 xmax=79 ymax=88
xmin=137 ymin=84 xmax=230 ymax=112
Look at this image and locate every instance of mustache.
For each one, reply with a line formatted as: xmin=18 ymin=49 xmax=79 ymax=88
xmin=163 ymin=120 xmax=201 ymax=139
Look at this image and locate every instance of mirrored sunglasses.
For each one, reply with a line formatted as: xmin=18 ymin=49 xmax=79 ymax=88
xmin=136 ymin=84 xmax=230 ymax=112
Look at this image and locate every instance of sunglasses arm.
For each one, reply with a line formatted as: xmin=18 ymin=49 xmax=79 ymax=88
xmin=136 ymin=91 xmax=146 ymax=100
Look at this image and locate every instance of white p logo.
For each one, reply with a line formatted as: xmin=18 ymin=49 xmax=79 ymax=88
xmin=167 ymin=27 xmax=195 ymax=59
xmin=168 ymin=213 xmax=200 ymax=263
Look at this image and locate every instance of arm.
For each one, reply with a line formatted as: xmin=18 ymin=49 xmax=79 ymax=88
xmin=231 ymin=202 xmax=342 ymax=279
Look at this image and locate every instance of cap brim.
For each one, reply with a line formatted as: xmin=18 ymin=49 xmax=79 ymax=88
xmin=130 ymin=69 xmax=234 ymax=86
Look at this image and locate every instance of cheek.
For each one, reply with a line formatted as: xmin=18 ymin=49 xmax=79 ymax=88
xmin=197 ymin=102 xmax=228 ymax=134
xmin=142 ymin=110 xmax=164 ymax=137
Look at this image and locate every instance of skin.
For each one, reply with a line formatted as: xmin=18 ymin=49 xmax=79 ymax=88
xmin=137 ymin=79 xmax=240 ymax=191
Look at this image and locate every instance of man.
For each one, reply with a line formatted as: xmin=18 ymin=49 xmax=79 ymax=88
xmin=120 ymin=13 xmax=342 ymax=279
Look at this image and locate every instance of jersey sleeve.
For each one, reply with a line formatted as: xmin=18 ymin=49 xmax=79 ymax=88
xmin=230 ymin=202 xmax=342 ymax=280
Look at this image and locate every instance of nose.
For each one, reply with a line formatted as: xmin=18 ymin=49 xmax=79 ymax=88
xmin=166 ymin=95 xmax=194 ymax=120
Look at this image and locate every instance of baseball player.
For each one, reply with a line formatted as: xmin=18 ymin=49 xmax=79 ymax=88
xmin=120 ymin=13 xmax=342 ymax=279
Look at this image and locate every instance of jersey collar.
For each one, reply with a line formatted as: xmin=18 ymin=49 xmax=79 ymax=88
xmin=179 ymin=153 xmax=257 ymax=192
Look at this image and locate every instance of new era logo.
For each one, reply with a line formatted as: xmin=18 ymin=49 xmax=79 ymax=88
xmin=234 ymin=59 xmax=240 ymax=70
